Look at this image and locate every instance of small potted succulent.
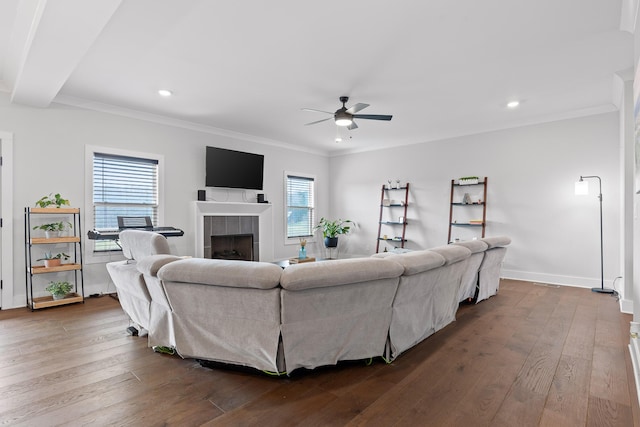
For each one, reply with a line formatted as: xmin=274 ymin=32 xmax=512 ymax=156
xmin=33 ymin=221 xmax=72 ymax=238
xmin=35 ymin=193 xmax=70 ymax=208
xmin=36 ymin=252 xmax=70 ymax=268
xmin=45 ymin=281 xmax=73 ymax=300
xmin=314 ymin=217 xmax=353 ymax=248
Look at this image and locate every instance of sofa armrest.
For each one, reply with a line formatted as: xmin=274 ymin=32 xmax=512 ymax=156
xmin=137 ymin=255 xmax=184 ymax=276
xmin=280 ymin=258 xmax=403 ymax=291
xmin=157 ymin=258 xmax=282 ymax=289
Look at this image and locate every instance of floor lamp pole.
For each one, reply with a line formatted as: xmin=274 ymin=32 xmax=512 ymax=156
xmin=581 ymin=175 xmax=614 ymax=294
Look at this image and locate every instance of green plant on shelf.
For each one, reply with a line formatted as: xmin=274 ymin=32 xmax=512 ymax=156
xmin=45 ymin=281 xmax=73 ymax=299
xmin=32 ymin=221 xmax=72 ymax=232
xmin=34 ymin=193 xmax=70 ymax=208
xmin=36 ymin=252 xmax=70 ymax=262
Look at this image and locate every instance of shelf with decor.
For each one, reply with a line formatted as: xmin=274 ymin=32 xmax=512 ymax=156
xmin=376 ymin=182 xmax=410 ymax=253
xmin=448 ymin=177 xmax=488 ymax=243
xmin=24 ymin=206 xmax=85 ymax=310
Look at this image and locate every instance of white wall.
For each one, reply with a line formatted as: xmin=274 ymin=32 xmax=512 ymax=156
xmin=0 ymin=92 xmax=329 ymax=308
xmin=330 ymin=112 xmax=622 ymax=289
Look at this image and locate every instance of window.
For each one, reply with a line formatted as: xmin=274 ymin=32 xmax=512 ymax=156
xmin=285 ymin=173 xmax=315 ymax=240
xmin=91 ymin=151 xmax=160 ymax=252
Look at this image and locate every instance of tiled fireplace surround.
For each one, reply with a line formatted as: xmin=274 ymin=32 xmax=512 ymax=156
xmin=193 ymin=201 xmax=274 ymax=262
xmin=204 ymin=216 xmax=259 ymax=260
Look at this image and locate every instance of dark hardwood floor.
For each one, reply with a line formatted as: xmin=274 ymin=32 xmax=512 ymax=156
xmin=0 ymin=279 xmax=637 ymax=426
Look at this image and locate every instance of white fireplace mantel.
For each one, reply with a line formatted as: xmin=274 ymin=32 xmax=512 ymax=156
xmin=193 ymin=201 xmax=274 ymax=261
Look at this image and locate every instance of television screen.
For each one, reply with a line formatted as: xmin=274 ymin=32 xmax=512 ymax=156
xmin=206 ymin=146 xmax=264 ymax=190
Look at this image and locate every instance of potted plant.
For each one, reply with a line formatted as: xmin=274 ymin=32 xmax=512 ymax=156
xmin=33 ymin=221 xmax=72 ymax=238
xmin=45 ymin=281 xmax=73 ymax=300
xmin=314 ymin=217 xmax=353 ymax=248
xmin=35 ymin=193 xmax=70 ymax=208
xmin=36 ymin=252 xmax=70 ymax=268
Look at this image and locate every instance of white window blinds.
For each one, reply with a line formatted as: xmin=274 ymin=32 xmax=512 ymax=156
xmin=286 ymin=175 xmax=315 ymax=238
xmin=93 ymin=152 xmax=159 ymax=251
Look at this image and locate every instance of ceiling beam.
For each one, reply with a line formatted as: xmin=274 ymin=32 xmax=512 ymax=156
xmin=8 ymin=0 xmax=122 ymax=107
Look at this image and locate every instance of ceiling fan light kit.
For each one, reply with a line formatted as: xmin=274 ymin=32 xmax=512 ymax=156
xmin=303 ymin=96 xmax=392 ymax=132
xmin=335 ymin=111 xmax=353 ymax=127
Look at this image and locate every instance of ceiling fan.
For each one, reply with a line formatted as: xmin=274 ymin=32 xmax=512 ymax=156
xmin=302 ymin=96 xmax=392 ymax=130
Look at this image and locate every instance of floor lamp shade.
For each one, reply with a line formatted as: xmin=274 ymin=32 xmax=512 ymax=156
xmin=575 ymin=180 xmax=589 ymax=195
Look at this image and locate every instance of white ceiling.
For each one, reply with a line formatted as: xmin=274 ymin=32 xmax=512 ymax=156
xmin=0 ymin=0 xmax=634 ymax=156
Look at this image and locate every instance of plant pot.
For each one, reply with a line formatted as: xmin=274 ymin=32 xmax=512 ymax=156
xmin=324 ymin=237 xmax=338 ymax=248
xmin=45 ymin=231 xmax=60 ymax=239
xmin=44 ymin=259 xmax=62 ymax=268
xmin=51 ymin=293 xmax=67 ymax=300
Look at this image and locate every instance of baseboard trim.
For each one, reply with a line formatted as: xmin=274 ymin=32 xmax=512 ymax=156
xmin=630 ymin=330 xmax=640 ymax=409
xmin=620 ymin=298 xmax=634 ymax=314
xmin=501 ymin=269 xmax=618 ymax=290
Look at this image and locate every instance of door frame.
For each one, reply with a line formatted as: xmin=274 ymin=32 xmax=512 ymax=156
xmin=0 ymin=132 xmax=14 ymax=309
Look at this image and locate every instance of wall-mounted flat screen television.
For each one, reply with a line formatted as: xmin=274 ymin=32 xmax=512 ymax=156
xmin=205 ymin=146 xmax=264 ymax=190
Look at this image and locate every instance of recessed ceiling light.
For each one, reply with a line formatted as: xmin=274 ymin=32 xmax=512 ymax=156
xmin=335 ymin=137 xmax=342 ymax=143
xmin=158 ymin=89 xmax=173 ymax=97
xmin=506 ymin=100 xmax=520 ymax=108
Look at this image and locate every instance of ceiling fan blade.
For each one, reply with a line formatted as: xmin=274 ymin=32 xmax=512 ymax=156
xmin=302 ymin=108 xmax=333 ymax=114
xmin=346 ymin=103 xmax=369 ymax=114
xmin=305 ymin=117 xmax=333 ymax=126
xmin=347 ymin=121 xmax=358 ymax=130
xmin=353 ymin=114 xmax=393 ymax=121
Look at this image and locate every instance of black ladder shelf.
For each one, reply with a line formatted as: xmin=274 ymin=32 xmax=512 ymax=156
xmin=376 ymin=182 xmax=409 ymax=253
xmin=447 ymin=177 xmax=488 ymax=243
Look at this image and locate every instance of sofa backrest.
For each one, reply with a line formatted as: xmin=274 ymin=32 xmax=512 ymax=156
xmin=158 ymin=258 xmax=282 ymax=290
xmin=119 ymin=230 xmax=171 ymax=260
xmin=452 ymin=239 xmax=488 ymax=254
xmin=428 ymin=245 xmax=472 ymax=265
xmin=379 ymin=250 xmax=445 ymax=276
xmin=481 ymin=235 xmax=511 ymax=249
xmin=280 ymin=258 xmax=403 ymax=291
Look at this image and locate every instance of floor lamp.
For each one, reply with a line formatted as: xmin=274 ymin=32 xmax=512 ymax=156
xmin=575 ymin=175 xmax=614 ymax=294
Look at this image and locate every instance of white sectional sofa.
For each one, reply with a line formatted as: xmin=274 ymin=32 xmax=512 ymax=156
xmin=107 ymin=231 xmax=510 ymax=374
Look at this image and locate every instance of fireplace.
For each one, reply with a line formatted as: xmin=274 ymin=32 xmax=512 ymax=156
xmin=211 ymin=234 xmax=254 ymax=261
xmin=202 ymin=214 xmax=260 ymax=261
xmin=194 ymin=201 xmax=273 ymax=262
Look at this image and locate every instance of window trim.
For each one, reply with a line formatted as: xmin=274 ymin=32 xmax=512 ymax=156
xmin=84 ymin=145 xmax=164 ymax=264
xmin=283 ymin=171 xmax=316 ymax=246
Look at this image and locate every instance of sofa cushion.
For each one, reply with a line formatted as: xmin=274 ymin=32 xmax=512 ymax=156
xmin=157 ymin=258 xmax=282 ymax=290
xmin=280 ymin=258 xmax=403 ymax=291
xmin=428 ymin=245 xmax=471 ymax=265
xmin=482 ymin=236 xmax=511 ymax=249
xmin=382 ymin=250 xmax=446 ymax=276
xmin=119 ymin=230 xmax=171 ymax=260
xmin=453 ymin=240 xmax=488 ymax=254
xmin=137 ymin=255 xmax=184 ymax=276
